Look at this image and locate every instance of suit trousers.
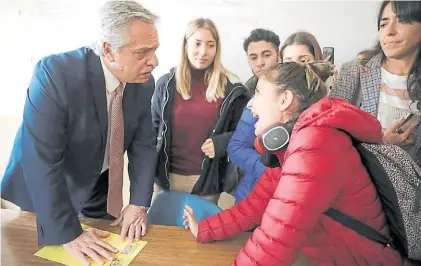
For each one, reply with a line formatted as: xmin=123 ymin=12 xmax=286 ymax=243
xmin=79 ymin=170 xmax=116 ymax=220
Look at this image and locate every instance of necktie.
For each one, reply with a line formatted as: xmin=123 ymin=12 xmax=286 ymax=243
xmin=107 ymin=83 xmax=124 ymax=217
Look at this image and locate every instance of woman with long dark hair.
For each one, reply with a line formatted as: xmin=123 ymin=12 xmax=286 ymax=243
xmin=331 ymin=1 xmax=421 ymax=166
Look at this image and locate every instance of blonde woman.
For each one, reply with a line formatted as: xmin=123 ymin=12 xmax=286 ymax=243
xmin=152 ymin=18 xmax=249 ymax=204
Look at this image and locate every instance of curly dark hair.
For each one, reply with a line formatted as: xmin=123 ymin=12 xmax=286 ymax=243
xmin=243 ymin=28 xmax=280 ymax=53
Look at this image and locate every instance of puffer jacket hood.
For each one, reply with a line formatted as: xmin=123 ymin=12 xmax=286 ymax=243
xmin=294 ymin=97 xmax=382 ymax=144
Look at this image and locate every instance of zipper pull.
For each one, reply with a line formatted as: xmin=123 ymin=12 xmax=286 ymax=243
xmin=210 ymin=129 xmax=216 ymax=136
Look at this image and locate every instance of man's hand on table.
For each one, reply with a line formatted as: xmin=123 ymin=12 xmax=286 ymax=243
xmin=110 ymin=204 xmax=147 ymax=243
xmin=63 ymin=228 xmax=118 ymax=265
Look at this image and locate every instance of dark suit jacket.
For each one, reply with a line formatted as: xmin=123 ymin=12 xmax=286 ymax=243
xmin=1 ymin=47 xmax=157 ymax=246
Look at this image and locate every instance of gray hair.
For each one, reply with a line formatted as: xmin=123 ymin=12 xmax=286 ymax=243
xmin=91 ymin=0 xmax=158 ymax=56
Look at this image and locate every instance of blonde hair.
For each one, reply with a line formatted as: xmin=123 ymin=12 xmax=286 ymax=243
xmin=176 ymin=18 xmax=232 ymax=102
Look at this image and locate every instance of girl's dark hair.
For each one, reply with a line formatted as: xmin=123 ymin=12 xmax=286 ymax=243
xmin=279 ymin=32 xmax=323 ymax=62
xmin=361 ymin=1 xmax=421 ymax=110
xmin=262 ymin=61 xmax=335 ymax=112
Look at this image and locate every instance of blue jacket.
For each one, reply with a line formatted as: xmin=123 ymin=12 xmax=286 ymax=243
xmin=227 ymin=104 xmax=266 ymax=202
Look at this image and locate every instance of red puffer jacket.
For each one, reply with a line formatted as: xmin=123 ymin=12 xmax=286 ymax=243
xmin=196 ymin=98 xmax=404 ymax=266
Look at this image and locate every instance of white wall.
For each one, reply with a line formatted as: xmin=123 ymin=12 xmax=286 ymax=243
xmin=0 ymin=0 xmax=381 ymax=182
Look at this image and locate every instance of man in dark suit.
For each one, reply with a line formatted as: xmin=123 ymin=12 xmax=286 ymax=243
xmin=1 ymin=1 xmax=159 ymax=265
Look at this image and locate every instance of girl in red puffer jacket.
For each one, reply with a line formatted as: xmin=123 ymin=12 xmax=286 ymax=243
xmin=183 ymin=61 xmax=405 ymax=266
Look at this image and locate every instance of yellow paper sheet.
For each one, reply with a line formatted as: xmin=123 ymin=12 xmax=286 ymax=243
xmin=34 ymin=224 xmax=147 ymax=266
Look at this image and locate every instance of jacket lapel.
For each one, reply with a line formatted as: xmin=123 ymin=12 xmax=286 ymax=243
xmin=122 ymin=83 xmax=136 ymax=126
xmin=360 ymin=54 xmax=382 ymax=116
xmin=87 ymin=51 xmax=108 ymax=149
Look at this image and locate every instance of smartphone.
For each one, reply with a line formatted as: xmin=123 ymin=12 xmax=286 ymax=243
xmin=323 ymin=47 xmax=334 ymax=64
xmin=396 ymin=113 xmax=421 ymax=134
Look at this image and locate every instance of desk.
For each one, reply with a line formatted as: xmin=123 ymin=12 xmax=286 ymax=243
xmin=1 ymin=209 xmax=251 ymax=265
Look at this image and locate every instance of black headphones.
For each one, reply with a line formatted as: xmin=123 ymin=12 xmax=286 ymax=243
xmin=255 ymin=121 xmax=295 ymax=154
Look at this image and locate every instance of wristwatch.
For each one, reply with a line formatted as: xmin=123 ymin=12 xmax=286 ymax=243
xmin=139 ymin=206 xmax=149 ymax=212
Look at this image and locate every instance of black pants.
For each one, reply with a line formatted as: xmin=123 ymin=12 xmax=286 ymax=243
xmin=79 ymin=170 xmax=116 ymax=220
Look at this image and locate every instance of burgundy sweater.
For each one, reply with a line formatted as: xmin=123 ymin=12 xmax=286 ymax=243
xmin=170 ymin=69 xmax=222 ymax=175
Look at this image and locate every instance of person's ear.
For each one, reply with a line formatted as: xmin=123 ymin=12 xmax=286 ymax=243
xmin=279 ymin=90 xmax=294 ymax=112
xmin=103 ymin=42 xmax=115 ymax=63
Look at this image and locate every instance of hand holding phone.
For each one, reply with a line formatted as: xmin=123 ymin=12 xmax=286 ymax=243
xmin=383 ymin=113 xmax=419 ymax=147
xmin=396 ymin=113 xmax=420 ymax=134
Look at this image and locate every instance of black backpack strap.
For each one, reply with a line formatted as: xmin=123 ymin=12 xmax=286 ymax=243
xmin=324 ymin=208 xmax=395 ymax=249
